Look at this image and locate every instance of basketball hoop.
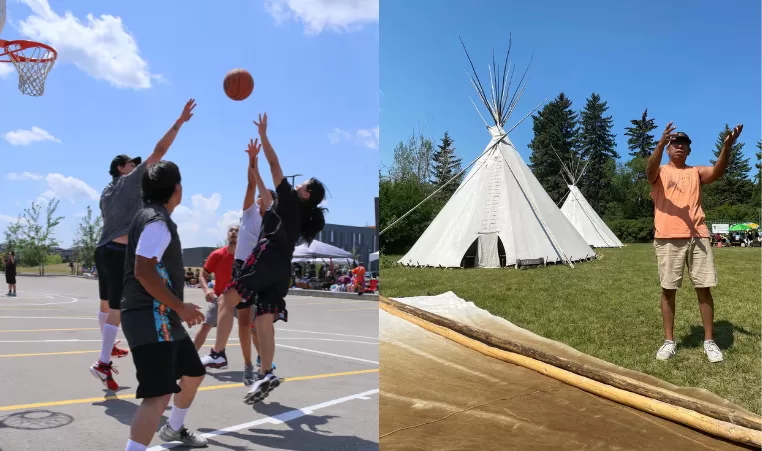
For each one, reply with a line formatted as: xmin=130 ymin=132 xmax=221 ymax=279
xmin=0 ymin=39 xmax=57 ymax=97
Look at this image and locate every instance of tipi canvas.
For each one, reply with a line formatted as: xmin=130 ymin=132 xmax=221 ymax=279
xmin=398 ymin=39 xmax=596 ymax=268
xmin=557 ymin=162 xmax=624 ymax=248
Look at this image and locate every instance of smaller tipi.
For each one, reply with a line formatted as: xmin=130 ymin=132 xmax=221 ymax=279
xmin=556 ymin=155 xmax=623 ymax=248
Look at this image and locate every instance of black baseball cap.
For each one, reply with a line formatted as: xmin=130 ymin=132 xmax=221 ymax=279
xmin=669 ymin=132 xmax=691 ymax=145
xmin=109 ymin=155 xmax=142 ymax=177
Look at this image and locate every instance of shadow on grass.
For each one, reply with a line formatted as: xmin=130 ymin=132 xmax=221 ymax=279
xmin=679 ymin=320 xmax=761 ymax=350
xmin=197 ymin=401 xmax=376 ymax=451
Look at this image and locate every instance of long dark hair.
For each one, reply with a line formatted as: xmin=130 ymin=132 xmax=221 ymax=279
xmin=300 ymin=178 xmax=327 ymax=243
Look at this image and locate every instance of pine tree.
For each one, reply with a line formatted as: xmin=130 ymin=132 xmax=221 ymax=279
xmin=430 ymin=131 xmax=463 ymax=197
xmin=528 ymin=93 xmax=580 ymax=203
xmin=755 ymin=140 xmax=761 ymax=186
xmin=624 ymin=109 xmax=658 ymax=159
xmin=577 ymin=93 xmax=619 ymax=214
xmin=703 ymin=125 xmax=753 ymax=207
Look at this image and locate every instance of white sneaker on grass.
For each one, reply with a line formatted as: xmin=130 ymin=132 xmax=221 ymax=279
xmin=704 ymin=340 xmax=724 ymax=363
xmin=656 ymin=340 xmax=676 ymax=360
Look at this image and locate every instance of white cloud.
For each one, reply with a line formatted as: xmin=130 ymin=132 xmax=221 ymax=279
xmin=3 ymin=126 xmax=60 ymax=146
xmin=264 ymin=0 xmax=378 ymax=34
xmin=329 ymin=126 xmax=378 ymax=149
xmin=0 ymin=63 xmax=14 ymax=79
xmin=14 ymin=0 xmax=158 ymax=89
xmin=0 ymin=214 xmax=24 ymax=223
xmin=44 ymin=173 xmax=99 ymax=202
xmin=172 ymin=193 xmax=242 ymax=248
xmin=7 ymin=171 xmax=44 ymax=181
xmin=6 ymin=171 xmax=98 ymax=203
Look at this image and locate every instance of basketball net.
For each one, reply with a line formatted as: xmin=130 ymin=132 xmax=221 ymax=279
xmin=1 ymin=40 xmax=57 ymax=97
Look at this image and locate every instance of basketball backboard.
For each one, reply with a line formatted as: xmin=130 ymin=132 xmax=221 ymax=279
xmin=0 ymin=0 xmax=6 ymax=36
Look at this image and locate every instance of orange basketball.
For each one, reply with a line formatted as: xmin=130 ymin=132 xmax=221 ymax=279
xmin=223 ymin=69 xmax=254 ymax=101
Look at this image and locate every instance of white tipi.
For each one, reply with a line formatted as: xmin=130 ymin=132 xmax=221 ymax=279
xmin=556 ymin=156 xmax=624 ymax=248
xmin=398 ymin=39 xmax=596 ymax=268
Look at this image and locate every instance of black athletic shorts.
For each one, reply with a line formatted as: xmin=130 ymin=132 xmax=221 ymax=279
xmin=95 ymin=242 xmax=127 ymax=310
xmin=226 ymin=241 xmax=290 ymax=321
xmin=131 ymin=338 xmax=206 ymax=399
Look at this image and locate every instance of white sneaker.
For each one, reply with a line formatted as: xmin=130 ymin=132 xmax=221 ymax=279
xmin=704 ymin=340 xmax=724 ymax=363
xmin=656 ymin=340 xmax=676 ymax=360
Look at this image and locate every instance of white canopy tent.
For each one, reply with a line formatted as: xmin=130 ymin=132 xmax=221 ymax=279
xmin=398 ymin=38 xmax=596 ymax=268
xmin=369 ymin=251 xmax=379 ymax=263
xmin=556 ymin=155 xmax=624 ymax=248
xmin=292 ymin=240 xmax=353 ymax=259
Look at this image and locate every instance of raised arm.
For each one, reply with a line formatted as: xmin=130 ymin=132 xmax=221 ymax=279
xmin=698 ymin=124 xmax=743 ymax=185
xmin=253 ymin=113 xmax=285 ymax=186
xmin=242 ymin=139 xmax=260 ymax=211
xmin=647 ymin=122 xmax=675 ymax=185
xmin=145 ymin=99 xmax=197 ymax=167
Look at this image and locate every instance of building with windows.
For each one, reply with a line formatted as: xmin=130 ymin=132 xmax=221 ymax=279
xmin=308 ymin=223 xmax=378 ymax=269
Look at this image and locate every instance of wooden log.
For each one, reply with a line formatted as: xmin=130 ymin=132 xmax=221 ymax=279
xmin=380 ymin=296 xmax=762 ymax=433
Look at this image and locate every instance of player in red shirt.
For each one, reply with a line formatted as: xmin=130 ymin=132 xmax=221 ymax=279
xmin=193 ymin=226 xmax=238 ymax=351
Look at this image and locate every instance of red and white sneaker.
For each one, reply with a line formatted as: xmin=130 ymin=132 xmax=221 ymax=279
xmin=89 ymin=360 xmax=119 ymax=391
xmin=111 ymin=340 xmax=129 ymax=359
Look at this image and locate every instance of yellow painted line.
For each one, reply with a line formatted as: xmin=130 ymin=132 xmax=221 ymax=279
xmin=0 ymin=328 xmax=100 ymax=333
xmin=297 ymin=300 xmax=378 ymax=306
xmin=0 ymin=368 xmax=378 ymax=411
xmin=0 ymin=343 xmax=240 ymax=358
xmin=326 ymin=307 xmax=378 ymax=312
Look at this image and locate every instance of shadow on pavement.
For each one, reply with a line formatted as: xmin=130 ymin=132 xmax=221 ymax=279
xmin=91 ymin=398 xmax=169 ymax=427
xmin=198 ymin=401 xmax=376 ymax=451
xmin=0 ymin=410 xmax=73 ymax=431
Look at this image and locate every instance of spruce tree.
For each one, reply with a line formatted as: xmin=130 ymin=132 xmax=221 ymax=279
xmin=624 ymin=109 xmax=658 ymax=159
xmin=703 ymin=125 xmax=753 ymax=207
xmin=755 ymin=140 xmax=761 ymax=187
xmin=430 ymin=131 xmax=463 ymax=198
xmin=578 ymin=93 xmax=619 ymax=214
xmin=528 ymin=93 xmax=580 ymax=203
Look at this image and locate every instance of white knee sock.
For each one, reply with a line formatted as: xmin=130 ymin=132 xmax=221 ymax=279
xmin=168 ymin=405 xmax=189 ymax=431
xmin=99 ymin=324 xmax=118 ymax=363
xmin=125 ymin=439 xmax=147 ymax=451
xmin=98 ymin=312 xmax=108 ymax=334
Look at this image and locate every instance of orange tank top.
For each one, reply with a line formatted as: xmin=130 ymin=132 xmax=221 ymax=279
xmin=651 ymin=164 xmax=710 ymax=238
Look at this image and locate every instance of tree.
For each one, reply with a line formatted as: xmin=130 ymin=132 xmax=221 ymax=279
xmin=528 ymin=93 xmax=581 ymax=203
xmin=430 ymin=131 xmax=463 ymax=198
xmin=702 ymin=125 xmax=753 ymax=209
xmin=72 ymin=205 xmax=102 ymax=268
xmin=388 ymin=129 xmax=435 ymax=184
xmin=624 ymin=109 xmax=658 ymax=159
xmin=20 ymin=199 xmax=63 ymax=275
xmin=755 ymin=140 xmax=761 ymax=187
xmin=577 ymin=93 xmax=619 ymax=214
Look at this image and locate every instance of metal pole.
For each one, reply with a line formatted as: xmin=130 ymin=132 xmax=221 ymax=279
xmin=285 ymin=173 xmax=302 ymax=186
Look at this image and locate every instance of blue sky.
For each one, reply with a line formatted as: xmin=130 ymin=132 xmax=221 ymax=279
xmin=0 ymin=0 xmax=378 ymax=248
xmin=381 ymin=0 xmax=761 ymax=180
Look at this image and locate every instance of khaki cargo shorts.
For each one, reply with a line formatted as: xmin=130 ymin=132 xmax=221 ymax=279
xmin=654 ymin=237 xmax=717 ymax=290
xmin=203 ymin=297 xmax=253 ymax=328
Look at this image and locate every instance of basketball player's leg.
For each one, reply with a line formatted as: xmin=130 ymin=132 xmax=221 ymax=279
xmin=237 ymin=306 xmax=255 ymax=385
xmin=193 ymin=299 xmax=219 ymax=351
xmin=126 ymin=339 xmax=207 ymax=450
xmin=200 ymin=289 xmax=243 ymax=368
xmin=95 ymin=247 xmax=110 ymax=335
xmin=91 ymin=245 xmax=127 ymax=390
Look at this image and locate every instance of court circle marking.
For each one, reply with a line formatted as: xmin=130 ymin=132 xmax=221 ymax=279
xmin=0 ymin=292 xmax=79 ymax=307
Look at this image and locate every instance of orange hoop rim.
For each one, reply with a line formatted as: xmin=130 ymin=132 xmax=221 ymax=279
xmin=0 ymin=39 xmax=57 ymax=63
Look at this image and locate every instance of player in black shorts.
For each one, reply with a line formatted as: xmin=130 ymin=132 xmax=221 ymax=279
xmin=210 ymin=113 xmax=326 ymax=406
xmin=121 ymin=161 xmax=207 ymax=450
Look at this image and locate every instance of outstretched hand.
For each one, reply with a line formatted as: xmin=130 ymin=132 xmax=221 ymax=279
xmin=253 ymin=113 xmax=268 ymax=136
xmin=179 ymin=98 xmax=197 ymax=123
xmin=658 ymin=122 xmax=677 ymax=147
xmin=246 ymin=138 xmax=261 ymax=159
xmin=724 ymin=124 xmax=743 ymax=146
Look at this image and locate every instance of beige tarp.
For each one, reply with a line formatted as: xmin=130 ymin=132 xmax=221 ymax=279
xmin=380 ymin=293 xmax=758 ymax=450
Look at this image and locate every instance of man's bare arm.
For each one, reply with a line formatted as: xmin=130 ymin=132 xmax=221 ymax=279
xmin=134 ymin=256 xmax=185 ymax=311
xmin=698 ymin=124 xmax=744 ymax=185
xmin=647 ymin=122 xmax=676 ymax=185
xmin=145 ymin=99 xmax=197 ymax=167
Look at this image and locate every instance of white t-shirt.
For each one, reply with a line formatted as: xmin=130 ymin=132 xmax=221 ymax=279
xmin=136 ymin=221 xmax=172 ymax=261
xmin=235 ymin=204 xmax=262 ymax=261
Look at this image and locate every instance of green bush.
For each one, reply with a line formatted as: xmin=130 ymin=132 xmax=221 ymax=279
xmin=45 ymin=253 xmax=63 ymax=265
xmin=606 ymin=217 xmax=654 ymax=243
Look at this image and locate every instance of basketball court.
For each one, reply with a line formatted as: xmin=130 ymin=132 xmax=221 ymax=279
xmin=0 ymin=276 xmax=379 ymax=450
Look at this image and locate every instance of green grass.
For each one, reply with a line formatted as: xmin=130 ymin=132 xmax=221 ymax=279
xmin=382 ymin=244 xmax=762 ymax=414
xmin=15 ymin=263 xmax=73 ymax=275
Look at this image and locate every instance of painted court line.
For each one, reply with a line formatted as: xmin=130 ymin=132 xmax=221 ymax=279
xmin=0 ymin=337 xmax=377 ymax=345
xmin=0 ymin=327 xmax=100 ymax=333
xmin=0 ymin=316 xmax=96 ymax=320
xmin=148 ymin=388 xmax=380 ymax=450
xmin=0 ymin=292 xmax=78 ymax=306
xmin=0 ymin=369 xmax=379 ymax=412
xmin=274 ymin=328 xmax=377 ymax=340
xmin=277 ymin=344 xmax=378 ymax=365
xmin=326 ymin=307 xmax=378 ymax=312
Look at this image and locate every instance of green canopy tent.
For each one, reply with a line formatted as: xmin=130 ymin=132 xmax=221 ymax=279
xmin=729 ymin=224 xmax=753 ymax=232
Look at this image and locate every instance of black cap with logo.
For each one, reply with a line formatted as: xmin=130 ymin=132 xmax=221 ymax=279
xmin=668 ymin=132 xmax=692 ymax=145
xmin=109 ymin=155 xmax=142 ymax=177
